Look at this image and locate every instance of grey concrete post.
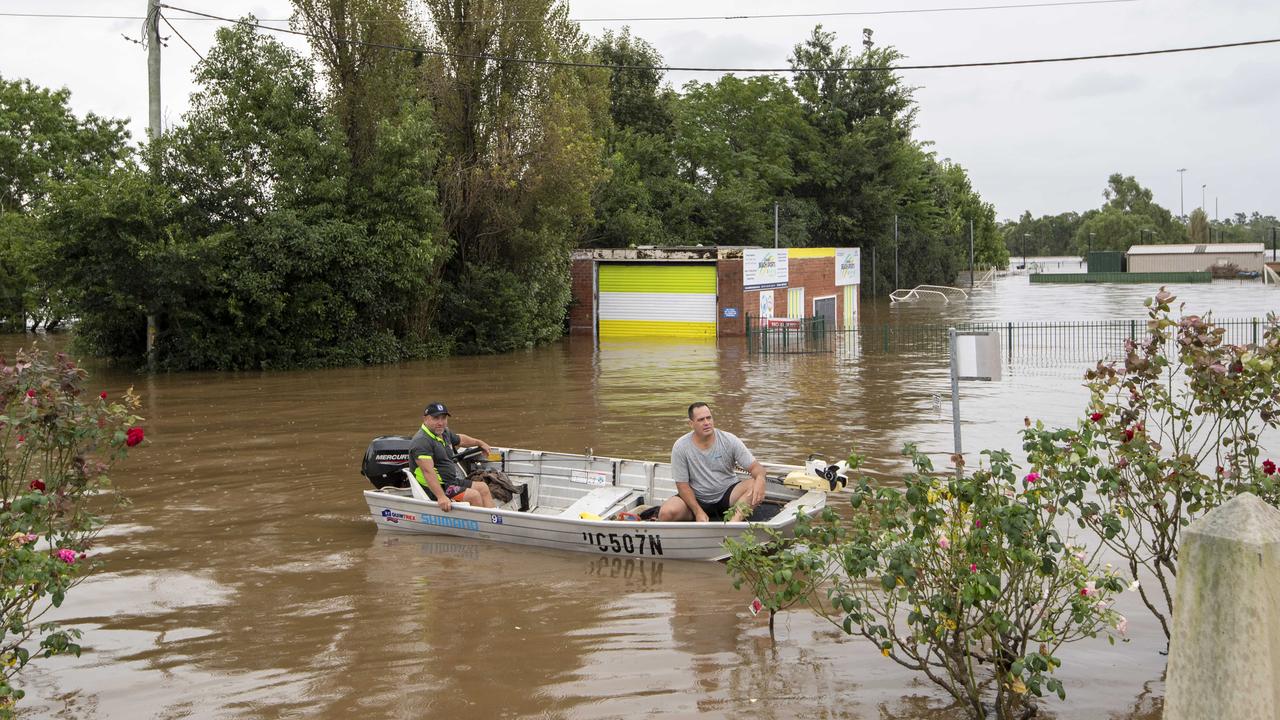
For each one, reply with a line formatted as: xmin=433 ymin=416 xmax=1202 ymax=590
xmin=1165 ymin=493 xmax=1280 ymax=719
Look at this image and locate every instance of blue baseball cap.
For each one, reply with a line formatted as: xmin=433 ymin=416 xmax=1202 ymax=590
xmin=424 ymin=402 xmax=450 ymax=417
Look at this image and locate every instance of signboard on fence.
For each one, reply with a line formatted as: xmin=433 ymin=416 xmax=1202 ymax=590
xmin=835 ymin=248 xmax=861 ymax=286
xmin=743 ymin=249 xmax=789 ymax=290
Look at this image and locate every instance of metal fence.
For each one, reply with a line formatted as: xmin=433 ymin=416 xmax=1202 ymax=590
xmin=746 ymin=315 xmax=1277 ymax=363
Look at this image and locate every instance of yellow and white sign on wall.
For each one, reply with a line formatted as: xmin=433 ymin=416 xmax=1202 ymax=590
xmin=743 ymin=248 xmax=789 ymax=290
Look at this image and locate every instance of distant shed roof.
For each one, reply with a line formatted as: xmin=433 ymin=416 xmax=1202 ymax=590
xmin=1126 ymin=243 xmax=1265 ymax=256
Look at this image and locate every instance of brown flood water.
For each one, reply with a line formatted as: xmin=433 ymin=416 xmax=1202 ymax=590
xmin=8 ymin=271 xmax=1279 ymax=719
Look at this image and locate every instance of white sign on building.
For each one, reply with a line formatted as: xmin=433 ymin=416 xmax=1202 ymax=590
xmin=835 ymin=248 xmax=861 ymax=286
xmin=759 ymin=290 xmax=775 ymax=319
xmin=743 ymin=248 xmax=789 ymax=290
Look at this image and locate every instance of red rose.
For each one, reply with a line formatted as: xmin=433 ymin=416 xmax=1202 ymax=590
xmin=25 ymin=389 xmax=35 ymax=399
xmin=1089 ymin=412 xmax=1104 ymax=422
xmin=29 ymin=479 xmax=45 ymax=493
xmin=1123 ymin=428 xmax=1135 ymax=442
xmin=125 ymin=427 xmax=145 ymax=447
xmin=99 ymin=391 xmax=107 ymax=400
xmin=1264 ymin=460 xmax=1277 ymax=476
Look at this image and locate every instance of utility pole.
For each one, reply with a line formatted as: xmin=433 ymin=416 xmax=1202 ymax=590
xmin=145 ymin=0 xmax=161 ymax=372
xmin=1022 ymin=233 xmax=1028 ymax=270
xmin=1177 ymin=168 xmax=1187 ymax=222
xmin=968 ymin=218 xmax=974 ymax=290
xmin=870 ymin=243 xmax=880 ymax=294
xmin=1201 ymin=184 xmax=1206 ymax=213
xmin=894 ymin=214 xmax=899 ymax=290
xmin=773 ymin=202 xmax=779 ymax=249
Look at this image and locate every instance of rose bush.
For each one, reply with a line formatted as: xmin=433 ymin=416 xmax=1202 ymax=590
xmin=0 ymin=348 xmax=143 ymax=715
xmin=728 ymin=446 xmax=1127 ymax=720
xmin=1023 ymin=290 xmax=1280 ymax=640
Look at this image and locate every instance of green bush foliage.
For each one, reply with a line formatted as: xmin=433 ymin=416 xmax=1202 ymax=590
xmin=729 ymin=446 xmax=1126 ymax=720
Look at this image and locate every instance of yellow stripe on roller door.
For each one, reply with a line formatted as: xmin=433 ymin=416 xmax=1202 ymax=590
xmin=598 ymin=320 xmax=717 ymax=338
xmin=598 ymin=264 xmax=716 ymax=294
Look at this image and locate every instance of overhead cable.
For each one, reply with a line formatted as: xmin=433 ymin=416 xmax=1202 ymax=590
xmin=0 ymin=1 xmax=1136 ymax=24
xmin=157 ymin=5 xmax=1280 ymax=74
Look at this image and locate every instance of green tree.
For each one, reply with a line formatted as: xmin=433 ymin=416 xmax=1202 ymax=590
xmin=1188 ymin=208 xmax=1210 ymax=244
xmin=50 ymin=22 xmax=447 ymax=369
xmin=788 ymin=26 xmax=962 ymax=289
xmin=585 ymin=29 xmax=701 ymax=248
xmin=1069 ymin=174 xmax=1184 ymax=253
xmin=0 ymin=76 xmax=129 ymax=330
xmin=422 ymin=0 xmax=608 ymax=352
xmin=674 ymin=74 xmax=815 ymax=247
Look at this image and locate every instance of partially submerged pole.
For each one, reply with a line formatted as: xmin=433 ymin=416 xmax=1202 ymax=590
xmin=145 ymin=0 xmax=161 ymax=372
xmin=1164 ymin=493 xmax=1280 ymax=719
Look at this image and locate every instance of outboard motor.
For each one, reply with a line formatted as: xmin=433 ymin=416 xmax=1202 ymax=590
xmin=362 ymin=436 xmax=414 ymax=488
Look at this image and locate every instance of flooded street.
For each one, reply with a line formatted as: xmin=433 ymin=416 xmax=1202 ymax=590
xmin=7 ymin=272 xmax=1278 ymax=719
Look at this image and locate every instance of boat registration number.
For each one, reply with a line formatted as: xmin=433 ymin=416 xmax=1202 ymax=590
xmin=581 ymin=531 xmax=663 ymax=556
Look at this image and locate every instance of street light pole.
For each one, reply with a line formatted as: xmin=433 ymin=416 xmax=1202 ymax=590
xmin=1201 ymin=184 xmax=1206 ymax=213
xmin=1022 ymin=233 xmax=1028 ymax=270
xmin=1177 ymin=168 xmax=1187 ymax=222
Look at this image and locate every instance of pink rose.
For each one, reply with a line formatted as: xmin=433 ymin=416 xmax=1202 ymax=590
xmin=55 ymin=548 xmax=77 ymax=565
xmin=938 ymin=536 xmax=950 ymax=550
xmin=1025 ymin=472 xmax=1040 ymax=484
xmin=969 ymin=563 xmax=977 ymax=573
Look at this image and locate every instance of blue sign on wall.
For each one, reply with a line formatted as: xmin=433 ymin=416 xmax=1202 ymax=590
xmin=723 ymin=308 xmax=739 ymax=318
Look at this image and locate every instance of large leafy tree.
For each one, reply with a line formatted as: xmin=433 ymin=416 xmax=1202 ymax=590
xmin=788 ymin=27 xmax=960 ymax=289
xmin=1069 ymin=174 xmax=1184 ymax=253
xmin=585 ymin=29 xmax=701 ymax=248
xmin=50 ymin=22 xmax=447 ymax=369
xmin=0 ymin=76 xmax=129 ymax=330
xmin=674 ymin=74 xmax=817 ymax=247
xmin=421 ymin=0 xmax=608 ymax=353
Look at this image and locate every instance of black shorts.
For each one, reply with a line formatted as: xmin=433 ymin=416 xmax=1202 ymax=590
xmin=423 ymin=476 xmax=473 ymax=501
xmin=696 ymin=485 xmax=738 ymax=520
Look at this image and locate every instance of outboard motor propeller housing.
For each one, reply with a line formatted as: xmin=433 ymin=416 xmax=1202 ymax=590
xmin=362 ymin=436 xmax=414 ymax=488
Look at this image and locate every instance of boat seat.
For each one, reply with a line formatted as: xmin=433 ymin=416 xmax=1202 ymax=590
xmin=559 ymin=486 xmax=634 ymax=519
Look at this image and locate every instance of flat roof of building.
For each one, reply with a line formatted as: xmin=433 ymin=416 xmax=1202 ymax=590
xmin=1126 ymin=243 xmax=1265 ymax=256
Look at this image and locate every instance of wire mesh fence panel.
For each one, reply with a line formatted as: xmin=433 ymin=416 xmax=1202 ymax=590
xmin=745 ymin=317 xmax=1277 ymax=365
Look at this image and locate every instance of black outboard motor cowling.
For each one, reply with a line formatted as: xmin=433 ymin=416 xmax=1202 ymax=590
xmin=362 ymin=436 xmax=414 ymax=488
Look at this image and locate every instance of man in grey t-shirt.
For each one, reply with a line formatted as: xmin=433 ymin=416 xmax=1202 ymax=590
xmin=658 ymin=402 xmax=767 ymax=522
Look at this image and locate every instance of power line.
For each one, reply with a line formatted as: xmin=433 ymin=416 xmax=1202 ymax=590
xmin=568 ymin=0 xmax=1138 ymax=22
xmin=161 ymin=13 xmax=205 ymax=61
xmin=158 ymin=5 xmax=1280 ymax=74
xmin=0 ymin=0 xmax=1136 ymax=24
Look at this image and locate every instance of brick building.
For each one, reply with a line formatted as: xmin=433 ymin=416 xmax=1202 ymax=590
xmin=569 ymin=246 xmax=861 ymax=339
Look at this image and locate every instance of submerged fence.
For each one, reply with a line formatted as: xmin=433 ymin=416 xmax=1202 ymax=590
xmin=746 ymin=315 xmax=1276 ymax=363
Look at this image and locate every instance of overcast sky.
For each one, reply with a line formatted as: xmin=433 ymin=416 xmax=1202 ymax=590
xmin=2 ymin=0 xmax=1277 ymax=222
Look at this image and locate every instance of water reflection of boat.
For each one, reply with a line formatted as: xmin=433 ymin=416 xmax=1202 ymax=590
xmin=362 ymin=447 xmax=827 ymax=561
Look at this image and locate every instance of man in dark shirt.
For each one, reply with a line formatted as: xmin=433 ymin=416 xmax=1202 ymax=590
xmin=409 ymin=402 xmax=497 ymax=512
